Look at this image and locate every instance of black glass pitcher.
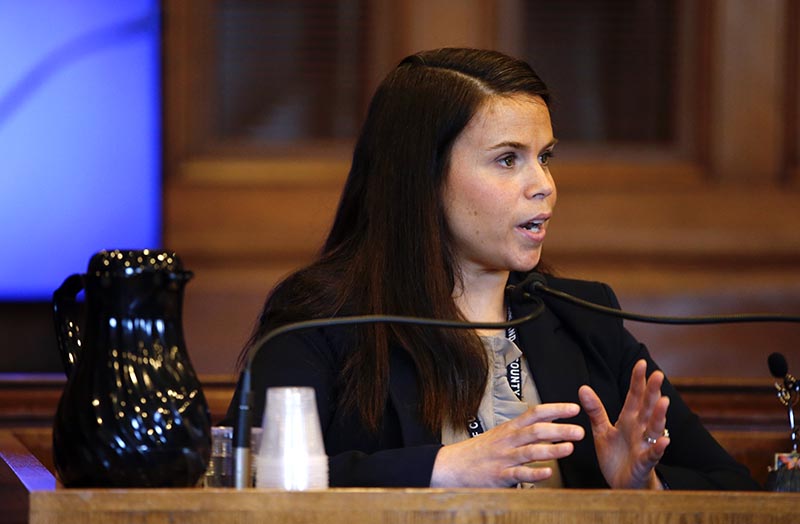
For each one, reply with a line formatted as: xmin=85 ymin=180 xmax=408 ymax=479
xmin=52 ymin=249 xmax=211 ymax=487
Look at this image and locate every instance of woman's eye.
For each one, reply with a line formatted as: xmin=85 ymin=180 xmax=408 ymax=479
xmin=538 ymin=150 xmax=555 ymax=167
xmin=498 ymin=154 xmax=517 ymax=168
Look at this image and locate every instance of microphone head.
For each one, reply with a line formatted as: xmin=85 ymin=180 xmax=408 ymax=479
xmin=519 ymin=271 xmax=547 ymax=293
xmin=768 ymin=352 xmax=789 ymax=378
xmin=506 ymin=272 xmax=547 ymax=302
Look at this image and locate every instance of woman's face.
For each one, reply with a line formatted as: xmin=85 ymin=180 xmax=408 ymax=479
xmin=443 ymin=94 xmax=557 ymax=279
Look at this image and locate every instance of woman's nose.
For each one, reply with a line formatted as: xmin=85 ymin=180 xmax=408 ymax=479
xmin=524 ymin=164 xmax=556 ymax=200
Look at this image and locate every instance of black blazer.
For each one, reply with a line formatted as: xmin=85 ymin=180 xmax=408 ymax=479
xmin=224 ymin=273 xmax=760 ymax=490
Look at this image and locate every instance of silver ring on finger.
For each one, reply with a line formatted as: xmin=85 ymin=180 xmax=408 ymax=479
xmin=643 ymin=428 xmax=669 ymax=445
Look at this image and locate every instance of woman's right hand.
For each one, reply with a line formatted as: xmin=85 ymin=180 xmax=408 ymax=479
xmin=430 ymin=403 xmax=584 ymax=487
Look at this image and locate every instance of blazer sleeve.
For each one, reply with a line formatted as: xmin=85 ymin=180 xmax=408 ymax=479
xmin=597 ymin=283 xmax=761 ymax=490
xmin=223 ymin=329 xmax=441 ymax=487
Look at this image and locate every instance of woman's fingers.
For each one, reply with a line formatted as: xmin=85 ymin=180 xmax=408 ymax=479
xmin=580 ymin=360 xmax=674 ymax=489
xmin=643 ymin=395 xmax=670 ymax=450
xmin=504 ymin=442 xmax=580 ymax=484
xmin=510 ymin=403 xmax=580 ymax=428
xmin=510 ymin=441 xmax=575 ymax=465
xmin=619 ymin=360 xmax=648 ymax=420
xmin=617 ymin=361 xmax=669 ymax=440
xmin=642 ymin=400 xmax=670 ymax=469
xmin=639 ymin=368 xmax=665 ymax=425
xmin=506 ymin=420 xmax=584 ymax=446
xmin=502 ymin=464 xmax=554 ymax=485
xmin=431 ymin=411 xmax=582 ymax=488
xmin=578 ymin=385 xmax=611 ymax=437
xmin=636 ymin=366 xmax=668 ymax=452
xmin=500 ymin=403 xmax=583 ymax=449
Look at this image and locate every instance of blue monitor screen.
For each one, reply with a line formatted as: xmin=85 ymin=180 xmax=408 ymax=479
xmin=0 ymin=1 xmax=161 ymax=300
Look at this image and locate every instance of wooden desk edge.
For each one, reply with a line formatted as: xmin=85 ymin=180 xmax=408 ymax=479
xmin=0 ymin=429 xmax=56 ymax=492
xmin=3 ymin=429 xmax=799 ymax=524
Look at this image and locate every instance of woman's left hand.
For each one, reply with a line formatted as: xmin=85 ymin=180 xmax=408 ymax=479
xmin=578 ymin=359 xmax=670 ymax=489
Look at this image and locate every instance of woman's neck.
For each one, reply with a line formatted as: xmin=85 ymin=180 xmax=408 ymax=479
xmin=452 ymin=270 xmax=509 ymax=336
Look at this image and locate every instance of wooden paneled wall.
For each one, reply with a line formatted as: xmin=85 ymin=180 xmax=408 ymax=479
xmin=162 ymin=0 xmax=800 ymax=380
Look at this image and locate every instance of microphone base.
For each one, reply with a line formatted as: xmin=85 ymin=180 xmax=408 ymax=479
xmin=234 ymin=447 xmax=252 ymax=489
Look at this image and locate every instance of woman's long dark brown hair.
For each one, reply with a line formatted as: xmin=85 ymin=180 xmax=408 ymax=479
xmin=240 ymin=48 xmax=551 ymax=433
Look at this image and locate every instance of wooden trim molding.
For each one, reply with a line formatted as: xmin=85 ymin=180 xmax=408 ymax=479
xmin=1 ymin=374 xmax=784 ymax=431
xmin=0 ymin=374 xmax=235 ymax=429
xmin=1 ymin=450 xmax=797 ymax=524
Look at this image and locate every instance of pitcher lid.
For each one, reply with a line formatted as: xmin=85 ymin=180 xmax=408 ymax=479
xmin=88 ymin=249 xmax=185 ymax=277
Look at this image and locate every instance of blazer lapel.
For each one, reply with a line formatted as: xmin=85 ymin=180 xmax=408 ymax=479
xmin=513 ymin=300 xmax=589 ymax=405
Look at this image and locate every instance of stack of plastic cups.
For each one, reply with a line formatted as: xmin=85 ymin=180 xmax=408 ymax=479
xmin=255 ymin=387 xmax=328 ymax=490
xmin=250 ymin=426 xmax=263 ymax=486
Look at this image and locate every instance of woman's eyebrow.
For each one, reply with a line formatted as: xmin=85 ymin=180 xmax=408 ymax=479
xmin=486 ymin=140 xmax=528 ymax=152
xmin=486 ymin=138 xmax=558 ymax=152
xmin=541 ymin=138 xmax=559 ymax=150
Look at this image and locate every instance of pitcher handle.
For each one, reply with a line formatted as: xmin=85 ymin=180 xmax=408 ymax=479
xmin=52 ymin=274 xmax=85 ymax=377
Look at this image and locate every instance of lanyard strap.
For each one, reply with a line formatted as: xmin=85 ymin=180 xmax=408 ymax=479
xmin=468 ymin=308 xmax=522 ymax=437
xmin=505 ymin=306 xmax=522 ymax=401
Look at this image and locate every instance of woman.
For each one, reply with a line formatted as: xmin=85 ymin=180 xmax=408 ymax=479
xmin=225 ymin=48 xmax=759 ymax=490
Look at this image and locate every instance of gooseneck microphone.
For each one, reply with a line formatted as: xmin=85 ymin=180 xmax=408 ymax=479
xmin=232 ymin=300 xmax=547 ymax=489
xmin=769 ymin=352 xmax=793 ymax=386
xmin=516 ymin=273 xmax=800 ymax=325
xmin=768 ymin=352 xmax=800 ymax=452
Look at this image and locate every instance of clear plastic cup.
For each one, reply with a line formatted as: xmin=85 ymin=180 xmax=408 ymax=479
xmin=203 ymin=426 xmax=264 ymax=488
xmin=255 ymin=387 xmax=328 ymax=490
xmin=203 ymin=426 xmax=234 ymax=487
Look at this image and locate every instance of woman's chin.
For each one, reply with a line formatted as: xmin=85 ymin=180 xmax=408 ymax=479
xmin=510 ymin=254 xmax=542 ymax=273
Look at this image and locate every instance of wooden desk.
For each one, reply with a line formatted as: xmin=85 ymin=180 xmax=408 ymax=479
xmin=2 ymin=428 xmax=798 ymax=524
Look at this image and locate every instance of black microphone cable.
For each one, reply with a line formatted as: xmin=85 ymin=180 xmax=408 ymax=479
xmin=232 ymin=299 xmax=547 ymax=489
xmin=516 ymin=273 xmax=800 ymax=325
